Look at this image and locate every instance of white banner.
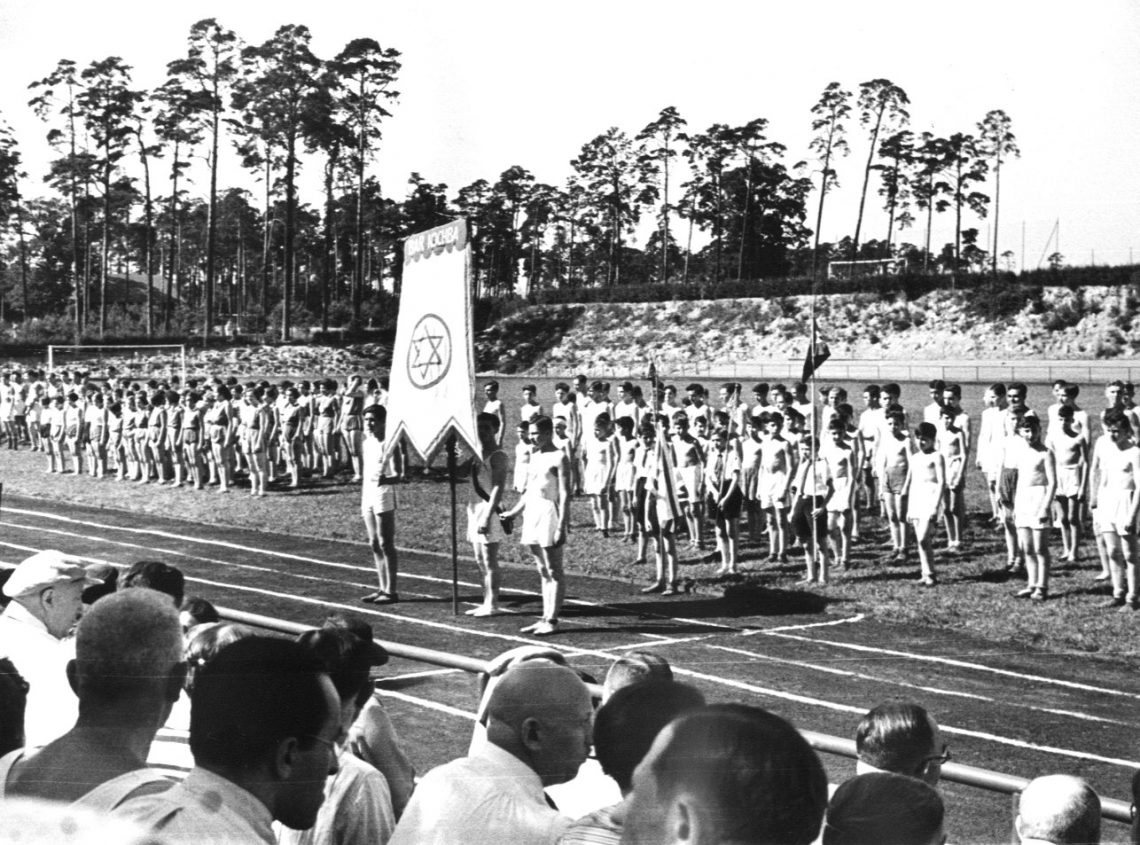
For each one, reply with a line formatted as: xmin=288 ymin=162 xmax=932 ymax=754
xmin=383 ymin=219 xmax=479 ymax=462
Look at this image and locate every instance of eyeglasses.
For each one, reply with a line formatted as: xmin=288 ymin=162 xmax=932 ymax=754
xmin=306 ymin=732 xmax=345 ymax=755
xmin=921 ymin=744 xmax=951 ymax=768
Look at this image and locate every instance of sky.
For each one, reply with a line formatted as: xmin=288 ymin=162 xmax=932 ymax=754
xmin=0 ymin=0 xmax=1137 ymax=269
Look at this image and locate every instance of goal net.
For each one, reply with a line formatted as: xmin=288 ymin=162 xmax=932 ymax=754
xmin=47 ymin=344 xmax=188 ymax=384
xmin=827 ymin=258 xmax=905 ymax=280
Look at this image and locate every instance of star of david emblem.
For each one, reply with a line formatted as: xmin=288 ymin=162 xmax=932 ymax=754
xmin=407 ymin=313 xmax=452 ymax=389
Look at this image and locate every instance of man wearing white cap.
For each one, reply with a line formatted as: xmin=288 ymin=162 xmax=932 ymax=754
xmin=0 ymin=550 xmax=102 ymax=747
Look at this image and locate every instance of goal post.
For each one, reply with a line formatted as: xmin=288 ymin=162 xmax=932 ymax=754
xmin=827 ymin=258 xmax=905 ymax=280
xmin=47 ymin=344 xmax=188 ymax=384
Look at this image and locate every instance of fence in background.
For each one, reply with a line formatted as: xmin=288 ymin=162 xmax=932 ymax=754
xmin=519 ymin=359 xmax=1140 ymax=384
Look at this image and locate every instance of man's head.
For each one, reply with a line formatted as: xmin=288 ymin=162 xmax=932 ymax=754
xmin=621 ymin=704 xmax=828 ymax=845
xmin=593 ymin=681 xmax=704 ymax=795
xmin=189 ymin=636 xmax=341 ymax=831
xmin=484 ymin=661 xmax=593 ymax=787
xmin=602 ymin=651 xmax=674 ymax=701
xmin=296 ymin=627 xmax=388 ymax=730
xmin=3 ymin=550 xmax=102 ymax=639
xmin=1016 ymin=775 xmax=1100 ymax=845
xmin=855 ymin=702 xmax=945 ymax=786
xmin=121 ymin=560 xmax=185 ymax=607
xmin=823 ymin=772 xmax=946 ymax=845
xmin=70 ymin=588 xmax=184 ymax=721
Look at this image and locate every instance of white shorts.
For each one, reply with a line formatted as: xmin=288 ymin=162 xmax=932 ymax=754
xmin=1014 ymin=484 xmax=1051 ymax=530
xmin=361 ymin=485 xmax=397 ymax=517
xmin=466 ymin=500 xmax=502 ymax=545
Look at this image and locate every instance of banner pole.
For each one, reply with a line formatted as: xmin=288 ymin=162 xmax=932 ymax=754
xmin=447 ymin=432 xmax=459 ymax=615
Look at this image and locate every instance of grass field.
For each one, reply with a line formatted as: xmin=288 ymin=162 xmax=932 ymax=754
xmin=3 ymin=371 xmax=1138 ymax=661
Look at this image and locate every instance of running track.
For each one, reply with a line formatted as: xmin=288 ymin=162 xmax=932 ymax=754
xmin=1 ymin=493 xmax=1136 ymax=842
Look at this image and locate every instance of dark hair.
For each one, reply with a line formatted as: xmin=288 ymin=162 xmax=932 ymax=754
xmin=823 ymin=772 xmax=944 ymax=845
xmin=616 ymin=417 xmax=635 ymax=437
xmin=652 ymin=705 xmax=828 ymax=845
xmin=189 ymin=636 xmax=333 ymax=772
xmin=122 ymin=561 xmax=185 ymax=607
xmin=927 ymin=379 xmax=945 ymax=391
xmin=1008 ymin=382 xmax=1028 ymax=395
xmin=883 ymin=383 xmax=901 ymax=397
xmin=523 ymin=384 xmax=537 ymax=393
xmin=554 ymin=381 xmax=570 ymax=392
xmin=855 ymin=702 xmax=936 ymax=777
xmin=593 ymin=681 xmax=705 ymax=792
xmin=181 ymin=596 xmax=220 ymax=627
xmin=530 ymin=415 xmax=553 ymax=435
xmin=863 ymin=385 xmax=881 ymax=399
xmin=0 ymin=658 xmax=28 ymax=757
xmin=603 ymin=651 xmax=673 ymax=696
xmin=484 ymin=379 xmax=499 ymax=390
xmin=915 ymin=422 xmax=937 ymax=440
xmin=296 ymin=628 xmax=377 ymax=710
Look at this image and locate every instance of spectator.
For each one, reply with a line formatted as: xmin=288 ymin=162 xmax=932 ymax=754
xmin=854 ymin=702 xmax=947 ymax=787
xmin=390 ymin=662 xmax=593 ymax=845
xmin=117 ymin=636 xmax=341 ymax=843
xmin=620 ymin=704 xmax=828 ymax=845
xmin=600 ymin=651 xmax=672 ymax=702
xmin=560 ymin=680 xmax=704 ymax=845
xmin=0 ymin=658 xmax=28 ymax=757
xmin=325 ymin=612 xmax=416 ymax=818
xmin=1015 ymin=775 xmax=1100 ymax=845
xmin=147 ymin=622 xmax=255 ymax=779
xmin=178 ymin=597 xmax=220 ymax=633
xmin=823 ymin=772 xmax=946 ymax=845
xmin=121 ymin=561 xmax=185 ymax=607
xmin=0 ymin=797 xmax=166 ymax=845
xmin=277 ymin=627 xmax=395 ymax=845
xmin=82 ymin=563 xmax=119 ymax=605
xmin=0 ymin=550 xmax=102 ymax=746
xmin=0 ymin=589 xmax=183 ymax=809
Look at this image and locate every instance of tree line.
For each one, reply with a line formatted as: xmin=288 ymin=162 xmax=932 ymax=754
xmin=0 ymin=22 xmax=1018 ymax=341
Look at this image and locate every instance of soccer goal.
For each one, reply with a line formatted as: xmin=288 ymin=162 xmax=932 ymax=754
xmin=47 ymin=344 xmax=188 ymax=384
xmin=827 ymin=258 xmax=905 ymax=280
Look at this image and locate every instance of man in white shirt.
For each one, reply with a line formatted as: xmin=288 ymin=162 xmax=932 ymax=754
xmin=1 ymin=589 xmax=183 ymax=810
xmin=0 ymin=550 xmax=101 ymax=747
xmin=390 ymin=662 xmax=593 ymax=845
xmin=116 ymin=636 xmax=342 ymax=845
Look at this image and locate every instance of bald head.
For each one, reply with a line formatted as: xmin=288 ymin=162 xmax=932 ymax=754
xmin=487 ymin=661 xmax=591 ymax=727
xmin=485 ymin=662 xmax=594 ymax=786
xmin=1017 ymin=775 xmax=1100 ymax=845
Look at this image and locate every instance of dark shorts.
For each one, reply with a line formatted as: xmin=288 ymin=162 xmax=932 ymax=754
xmin=998 ymin=468 xmax=1019 ymax=511
xmin=791 ymin=496 xmax=829 ymax=544
xmin=707 ymin=486 xmax=743 ymax=523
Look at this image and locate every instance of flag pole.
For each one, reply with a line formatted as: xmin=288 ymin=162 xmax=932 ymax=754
xmin=447 ymin=430 xmax=459 ymax=615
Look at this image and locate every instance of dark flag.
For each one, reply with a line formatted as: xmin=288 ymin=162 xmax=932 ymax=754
xmin=801 ymin=321 xmax=831 ymax=383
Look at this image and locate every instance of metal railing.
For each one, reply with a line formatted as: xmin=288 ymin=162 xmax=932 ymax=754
xmin=217 ymin=605 xmax=1133 ymax=828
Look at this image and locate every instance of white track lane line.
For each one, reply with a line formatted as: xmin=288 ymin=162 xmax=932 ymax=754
xmin=7 ymin=537 xmax=1135 ymax=769
xmin=710 ymin=644 xmax=1136 ymax=728
xmin=1 ymin=508 xmax=741 ymax=632
xmin=763 ymin=630 xmax=1140 ymax=700
xmin=374 ymin=689 xmax=476 ymax=721
xmin=0 ymin=526 xmax=443 ymax=602
xmin=0 ymin=521 xmax=712 ymax=638
xmin=378 ymin=668 xmax=465 ymax=683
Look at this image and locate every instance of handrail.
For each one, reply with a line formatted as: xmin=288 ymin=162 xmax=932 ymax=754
xmin=216 ymin=605 xmax=1133 ymax=826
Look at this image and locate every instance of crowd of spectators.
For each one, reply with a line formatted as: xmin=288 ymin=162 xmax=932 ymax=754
xmin=0 ymin=548 xmax=1131 ymax=845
